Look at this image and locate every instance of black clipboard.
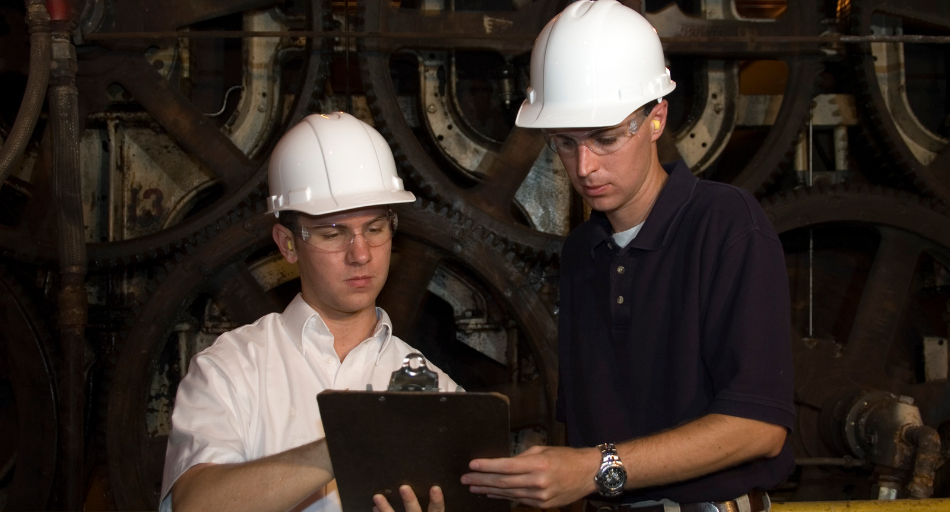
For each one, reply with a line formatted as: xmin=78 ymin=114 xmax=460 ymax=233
xmin=317 ymin=390 xmax=510 ymax=512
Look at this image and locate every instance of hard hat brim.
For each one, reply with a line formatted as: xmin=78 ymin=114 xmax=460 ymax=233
xmin=514 ymin=83 xmax=676 ymax=130
xmin=267 ymin=189 xmax=416 ymax=218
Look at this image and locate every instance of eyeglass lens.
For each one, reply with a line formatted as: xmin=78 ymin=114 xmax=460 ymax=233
xmin=544 ymin=111 xmax=646 ymax=158
xmin=299 ymin=215 xmax=396 ymax=252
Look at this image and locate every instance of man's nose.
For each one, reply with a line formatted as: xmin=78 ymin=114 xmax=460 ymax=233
xmin=345 ymin=232 xmax=372 ymax=264
xmin=575 ymin=144 xmax=598 ymax=178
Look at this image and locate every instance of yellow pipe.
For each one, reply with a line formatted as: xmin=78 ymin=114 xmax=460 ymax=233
xmin=772 ymin=499 xmax=950 ymax=511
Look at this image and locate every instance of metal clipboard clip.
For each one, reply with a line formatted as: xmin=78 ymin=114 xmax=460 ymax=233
xmin=387 ymin=352 xmax=439 ymax=391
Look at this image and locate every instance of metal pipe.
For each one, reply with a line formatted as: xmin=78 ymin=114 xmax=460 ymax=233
xmin=772 ymin=499 xmax=950 ymax=511
xmin=903 ymin=425 xmax=941 ymax=499
xmin=48 ymin=14 xmax=87 ymax=510
xmin=106 ymin=118 xmax=117 ymax=241
xmin=833 ymin=125 xmax=848 ymax=172
xmin=81 ymin=31 xmax=950 ymax=44
xmin=0 ymin=0 xmax=51 ymax=182
xmin=808 ymin=114 xmax=815 ymax=338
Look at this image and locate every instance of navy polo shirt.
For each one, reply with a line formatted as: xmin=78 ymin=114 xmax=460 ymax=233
xmin=556 ymin=160 xmax=795 ymax=503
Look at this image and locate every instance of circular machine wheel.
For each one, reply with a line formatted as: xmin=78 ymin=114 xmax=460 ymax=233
xmin=644 ymin=0 xmax=823 ymax=193
xmin=355 ymin=0 xmax=823 ymax=256
xmin=0 ymin=264 xmax=58 ymax=510
xmin=762 ymin=186 xmax=950 ymax=500
xmin=0 ymin=0 xmax=332 ymax=268
xmin=847 ymin=0 xmax=950 ymax=200
xmin=105 ymin=200 xmax=557 ymax=509
xmin=357 ymin=0 xmax=567 ymax=260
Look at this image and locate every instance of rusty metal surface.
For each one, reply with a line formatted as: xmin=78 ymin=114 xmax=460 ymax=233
xmin=0 ymin=2 xmax=331 ymax=267
xmin=848 ymin=0 xmax=950 ymax=202
xmin=763 ymin=185 xmax=950 ymax=499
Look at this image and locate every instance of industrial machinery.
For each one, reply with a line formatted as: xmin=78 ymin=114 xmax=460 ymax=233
xmin=0 ymin=0 xmax=948 ymax=509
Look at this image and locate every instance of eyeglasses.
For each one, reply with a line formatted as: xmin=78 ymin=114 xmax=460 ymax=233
xmin=542 ymin=112 xmax=646 ymax=158
xmin=295 ymin=212 xmax=398 ymax=253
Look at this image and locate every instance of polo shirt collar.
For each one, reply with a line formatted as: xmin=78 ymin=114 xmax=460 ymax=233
xmin=587 ymin=160 xmax=697 ymax=255
xmin=279 ymin=293 xmax=394 ymax=357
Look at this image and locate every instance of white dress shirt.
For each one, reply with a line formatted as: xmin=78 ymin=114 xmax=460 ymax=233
xmin=160 ymin=294 xmax=458 ymax=511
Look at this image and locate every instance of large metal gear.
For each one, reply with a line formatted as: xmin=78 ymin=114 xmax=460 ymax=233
xmin=646 ymin=0 xmax=824 ymax=194
xmin=762 ymin=185 xmax=950 ymax=499
xmin=0 ymin=0 xmax=332 ymax=268
xmin=846 ymin=0 xmax=950 ymax=200
xmin=104 ymin=199 xmax=557 ymax=509
xmin=357 ymin=0 xmax=581 ymax=263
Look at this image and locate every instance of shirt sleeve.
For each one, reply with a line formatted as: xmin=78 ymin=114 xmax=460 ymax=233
xmin=701 ymin=228 xmax=796 ymax=431
xmin=159 ymin=351 xmax=251 ymax=511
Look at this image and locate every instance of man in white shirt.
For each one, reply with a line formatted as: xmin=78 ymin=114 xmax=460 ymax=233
xmin=160 ymin=112 xmax=457 ymax=512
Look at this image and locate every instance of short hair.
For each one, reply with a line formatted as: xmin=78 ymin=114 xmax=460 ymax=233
xmin=639 ymin=99 xmax=659 ymax=118
xmin=277 ymin=211 xmax=299 ymax=232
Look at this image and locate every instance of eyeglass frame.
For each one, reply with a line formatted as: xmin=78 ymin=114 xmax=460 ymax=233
xmin=541 ymin=105 xmax=654 ymax=158
xmin=293 ymin=210 xmax=399 ymax=253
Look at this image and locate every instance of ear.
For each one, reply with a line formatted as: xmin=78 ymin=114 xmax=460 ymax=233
xmin=648 ymin=100 xmax=669 ymax=143
xmin=273 ymin=223 xmax=298 ymax=264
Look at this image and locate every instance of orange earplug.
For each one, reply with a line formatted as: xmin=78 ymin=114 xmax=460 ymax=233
xmin=653 ymin=120 xmax=661 ymax=130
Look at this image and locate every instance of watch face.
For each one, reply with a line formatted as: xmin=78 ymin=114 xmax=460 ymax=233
xmin=601 ymin=466 xmax=625 ymax=490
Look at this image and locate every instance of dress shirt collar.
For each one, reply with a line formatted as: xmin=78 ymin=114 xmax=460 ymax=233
xmin=588 ymin=160 xmax=697 ymax=257
xmin=280 ymin=293 xmax=394 ymax=360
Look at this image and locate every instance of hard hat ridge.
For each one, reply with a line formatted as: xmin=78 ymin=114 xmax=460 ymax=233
xmin=266 ymin=112 xmax=415 ymax=218
xmin=516 ymin=0 xmax=676 ymax=129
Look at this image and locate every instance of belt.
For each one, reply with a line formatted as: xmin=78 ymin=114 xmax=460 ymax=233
xmin=585 ymin=490 xmax=770 ymax=512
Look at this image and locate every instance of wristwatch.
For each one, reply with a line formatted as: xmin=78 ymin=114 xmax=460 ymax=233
xmin=594 ymin=443 xmax=627 ymax=497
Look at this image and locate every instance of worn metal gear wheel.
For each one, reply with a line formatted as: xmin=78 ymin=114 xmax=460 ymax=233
xmin=0 ymin=0 xmax=332 ymax=268
xmin=104 ymin=200 xmax=557 ymax=509
xmin=646 ymin=0 xmax=823 ymax=194
xmin=846 ymin=0 xmax=950 ymax=200
xmin=762 ymin=185 xmax=950 ymax=499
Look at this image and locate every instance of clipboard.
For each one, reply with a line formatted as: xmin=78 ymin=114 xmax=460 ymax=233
xmin=317 ymin=356 xmax=510 ymax=512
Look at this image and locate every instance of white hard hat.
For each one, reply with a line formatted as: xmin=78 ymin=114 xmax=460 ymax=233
xmin=515 ymin=0 xmax=676 ymax=129
xmin=266 ymin=112 xmax=415 ymax=217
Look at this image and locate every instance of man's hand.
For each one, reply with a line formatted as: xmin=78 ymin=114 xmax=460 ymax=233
xmin=373 ymin=485 xmax=445 ymax=512
xmin=461 ymin=445 xmax=599 ymax=508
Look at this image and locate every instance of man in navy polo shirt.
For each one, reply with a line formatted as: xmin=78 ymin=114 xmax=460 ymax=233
xmin=462 ymin=1 xmax=794 ymax=510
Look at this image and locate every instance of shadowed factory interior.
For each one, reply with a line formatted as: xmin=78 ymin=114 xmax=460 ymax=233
xmin=1 ymin=0 xmax=950 ymax=510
